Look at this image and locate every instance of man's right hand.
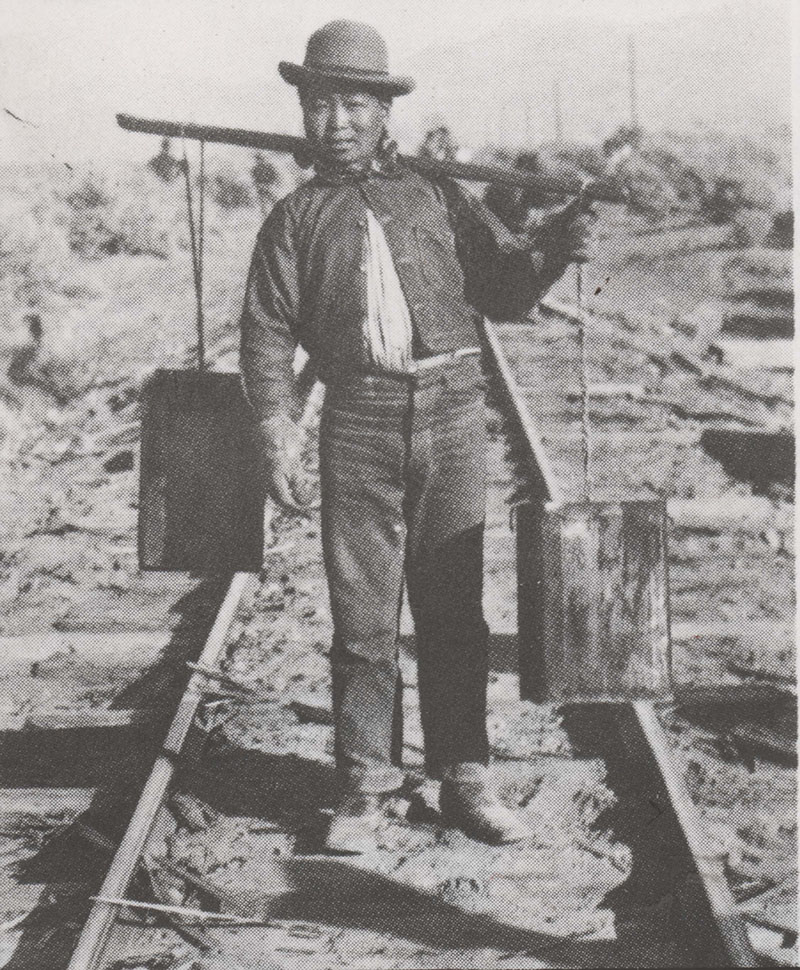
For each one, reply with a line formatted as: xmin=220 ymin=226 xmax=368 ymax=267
xmin=257 ymin=414 xmax=319 ymax=514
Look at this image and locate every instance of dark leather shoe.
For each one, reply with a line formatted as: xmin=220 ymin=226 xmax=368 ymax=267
xmin=439 ymin=763 xmax=529 ymax=845
xmin=322 ymin=792 xmax=382 ymax=855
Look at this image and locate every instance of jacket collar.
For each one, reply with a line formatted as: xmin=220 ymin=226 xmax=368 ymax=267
xmin=311 ymin=135 xmax=403 ymax=185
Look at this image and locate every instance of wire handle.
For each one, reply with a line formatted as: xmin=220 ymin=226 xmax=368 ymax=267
xmin=576 ymin=262 xmax=594 ymax=501
xmin=181 ymin=135 xmax=206 ymax=371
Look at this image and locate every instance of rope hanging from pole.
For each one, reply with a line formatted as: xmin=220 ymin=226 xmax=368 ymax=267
xmin=198 ymin=139 xmax=205 ymax=327
xmin=180 ymin=135 xmax=206 ymax=372
xmin=576 ymin=262 xmax=594 ymax=502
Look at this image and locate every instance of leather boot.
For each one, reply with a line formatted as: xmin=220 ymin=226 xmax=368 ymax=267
xmin=322 ymin=790 xmax=383 ymax=854
xmin=439 ymin=762 xmax=529 ymax=845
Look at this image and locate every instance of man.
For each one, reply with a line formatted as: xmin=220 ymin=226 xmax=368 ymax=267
xmin=240 ymin=20 xmax=594 ymax=852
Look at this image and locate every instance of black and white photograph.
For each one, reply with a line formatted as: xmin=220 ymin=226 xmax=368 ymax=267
xmin=0 ymin=1 xmax=796 ymax=967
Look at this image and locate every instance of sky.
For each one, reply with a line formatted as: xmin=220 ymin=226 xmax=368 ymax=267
xmin=0 ymin=0 xmax=794 ymax=164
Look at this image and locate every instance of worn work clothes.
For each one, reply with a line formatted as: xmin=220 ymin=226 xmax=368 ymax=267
xmin=363 ymin=208 xmax=415 ymax=373
xmin=239 ymin=163 xmax=561 ymax=797
xmin=320 ymin=357 xmax=490 ymax=791
xmin=240 ymin=166 xmax=561 ymax=422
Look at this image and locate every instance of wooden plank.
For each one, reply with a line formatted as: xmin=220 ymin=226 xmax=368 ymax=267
xmin=517 ymin=500 xmax=671 ymax=702
xmin=572 ymin=382 xmax=647 ymax=400
xmin=700 ymin=426 xmax=794 ymax=488
xmin=729 ymin=721 xmax=796 ymax=765
xmin=671 ymin=620 xmax=793 ymax=647
xmin=739 ymin=877 xmax=798 ymax=936
xmin=671 ymin=683 xmax=791 ymax=711
xmin=67 ymin=572 xmax=251 ymax=970
xmin=727 ymin=659 xmax=795 ymax=688
xmin=722 ymin=309 xmax=793 ymax=340
xmin=721 ymin=249 xmax=793 ymax=291
xmin=559 ymin=702 xmax=758 ymax=966
xmin=0 ymin=709 xmax=160 ymax=732
xmin=667 ymin=496 xmax=780 ymax=533
xmin=541 ymin=428 xmax=693 ymax=445
xmin=0 ymin=788 xmax=95 ymax=816
xmin=0 ymin=633 xmax=172 ymax=670
xmin=710 ymin=339 xmax=794 ymax=371
xmin=540 ymin=295 xmax=793 ymax=409
xmin=728 ymin=286 xmax=794 ymax=310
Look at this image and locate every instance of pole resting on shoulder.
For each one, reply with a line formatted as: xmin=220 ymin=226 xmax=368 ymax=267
xmin=117 ymin=112 xmax=628 ymax=205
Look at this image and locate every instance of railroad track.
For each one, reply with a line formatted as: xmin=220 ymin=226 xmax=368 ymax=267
xmin=0 ymin=569 xmax=246 ymax=968
xmin=2 ymin=295 xmax=793 ymax=968
xmin=482 ymin=293 xmax=795 ymax=963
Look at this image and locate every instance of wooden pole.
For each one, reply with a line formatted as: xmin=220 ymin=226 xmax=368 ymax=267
xmin=628 ymin=35 xmax=640 ymax=129
xmin=117 ymin=112 xmax=627 ymax=203
xmin=67 ymin=573 xmax=252 ymax=970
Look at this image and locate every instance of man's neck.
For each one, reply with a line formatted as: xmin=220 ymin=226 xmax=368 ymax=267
xmin=311 ymin=135 xmax=400 ymax=184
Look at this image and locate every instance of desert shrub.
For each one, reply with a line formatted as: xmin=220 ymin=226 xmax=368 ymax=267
xmin=61 ymin=171 xmax=172 ymax=260
xmin=521 ymin=126 xmax=792 ymax=225
xmin=209 ymin=169 xmax=254 ymax=209
xmin=0 ymin=189 xmax=71 ymax=328
xmin=64 ymin=175 xmax=111 ymax=211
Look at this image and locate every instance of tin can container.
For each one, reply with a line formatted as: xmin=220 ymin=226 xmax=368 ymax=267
xmin=517 ymin=499 xmax=671 ymax=702
xmin=139 ymin=369 xmax=264 ymax=572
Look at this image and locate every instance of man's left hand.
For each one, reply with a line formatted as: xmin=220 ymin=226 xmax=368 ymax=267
xmin=528 ymin=198 xmax=600 ymax=265
xmin=559 ymin=210 xmax=599 ymax=264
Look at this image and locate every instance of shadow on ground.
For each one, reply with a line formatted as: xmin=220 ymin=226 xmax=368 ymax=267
xmin=1 ymin=574 xmax=232 ymax=970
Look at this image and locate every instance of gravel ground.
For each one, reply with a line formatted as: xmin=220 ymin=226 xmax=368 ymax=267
xmin=0 ymin=167 xmax=794 ymax=967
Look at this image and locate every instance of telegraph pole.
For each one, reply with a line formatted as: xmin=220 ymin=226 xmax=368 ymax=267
xmin=627 ymin=34 xmax=639 ymax=129
xmin=552 ymin=79 xmax=563 ymax=142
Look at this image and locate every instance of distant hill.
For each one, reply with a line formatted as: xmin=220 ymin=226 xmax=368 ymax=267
xmin=0 ymin=0 xmax=791 ymax=164
xmin=395 ymin=0 xmax=792 ymax=148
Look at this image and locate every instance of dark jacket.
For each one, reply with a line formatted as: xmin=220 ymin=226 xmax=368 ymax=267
xmin=240 ymin=164 xmax=563 ymax=422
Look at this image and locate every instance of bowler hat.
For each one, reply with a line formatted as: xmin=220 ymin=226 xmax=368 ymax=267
xmin=279 ymin=20 xmax=415 ymax=98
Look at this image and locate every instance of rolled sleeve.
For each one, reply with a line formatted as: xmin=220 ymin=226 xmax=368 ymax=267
xmin=240 ymin=201 xmax=301 ymax=422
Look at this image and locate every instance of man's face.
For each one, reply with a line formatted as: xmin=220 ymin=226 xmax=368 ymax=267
xmin=300 ymin=84 xmax=389 ymax=167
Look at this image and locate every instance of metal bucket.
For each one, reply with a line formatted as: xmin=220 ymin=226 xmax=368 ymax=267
xmin=517 ymin=499 xmax=671 ymax=702
xmin=139 ymin=369 xmax=264 ymax=572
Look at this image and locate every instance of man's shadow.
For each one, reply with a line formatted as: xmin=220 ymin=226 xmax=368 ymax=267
xmin=179 ymin=742 xmax=688 ymax=969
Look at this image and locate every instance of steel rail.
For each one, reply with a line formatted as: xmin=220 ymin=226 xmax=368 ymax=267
xmin=483 ymin=315 xmax=758 ymax=967
xmin=482 ymin=320 xmax=562 ymax=505
xmin=66 ymin=310 xmax=763 ymax=968
xmin=67 ymin=572 xmax=252 ymax=970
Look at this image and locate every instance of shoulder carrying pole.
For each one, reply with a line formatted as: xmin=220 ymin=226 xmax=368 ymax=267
xmin=117 ymin=112 xmax=628 ymax=204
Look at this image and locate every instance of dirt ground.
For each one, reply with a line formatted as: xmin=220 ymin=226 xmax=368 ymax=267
xmin=0 ymin=159 xmax=795 ymax=968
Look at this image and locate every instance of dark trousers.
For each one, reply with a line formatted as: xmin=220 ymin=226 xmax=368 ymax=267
xmin=319 ymin=358 xmax=490 ymax=793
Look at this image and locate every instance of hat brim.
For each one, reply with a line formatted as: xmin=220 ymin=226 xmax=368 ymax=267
xmin=279 ymin=61 xmax=414 ymax=97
